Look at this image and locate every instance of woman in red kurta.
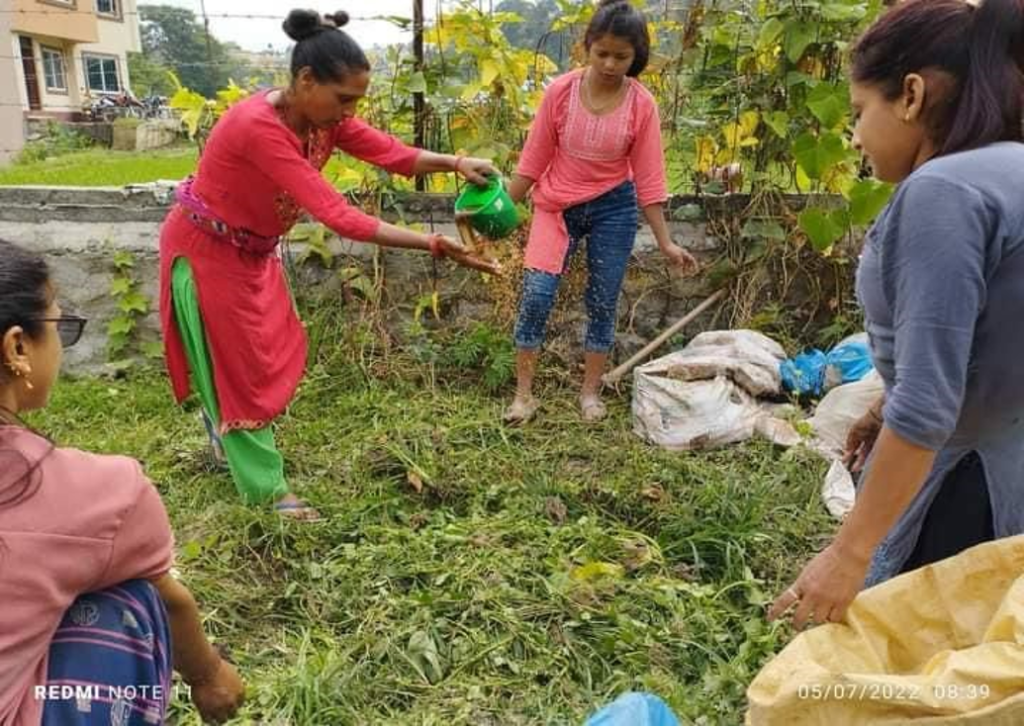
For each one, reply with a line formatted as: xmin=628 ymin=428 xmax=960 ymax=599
xmin=159 ymin=9 xmax=498 ymax=520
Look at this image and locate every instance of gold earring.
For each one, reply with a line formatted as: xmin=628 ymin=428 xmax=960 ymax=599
xmin=6 ymin=363 xmax=33 ymax=390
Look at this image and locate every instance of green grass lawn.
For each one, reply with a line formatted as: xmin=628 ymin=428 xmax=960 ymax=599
xmin=0 ymin=146 xmax=199 ymax=187
xmin=0 ymin=145 xmax=424 ymax=191
xmin=29 ymin=319 xmax=830 ymax=726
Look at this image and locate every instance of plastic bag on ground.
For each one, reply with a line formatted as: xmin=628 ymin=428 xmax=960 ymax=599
xmin=781 ymin=333 xmax=875 ymax=396
xmin=824 ymin=332 xmax=873 ymax=390
xmin=747 ymin=535 xmax=1024 ymax=725
xmin=585 ymin=692 xmax=680 ymax=726
xmin=822 ymin=459 xmax=856 ymax=519
xmin=647 ymin=329 xmax=788 ymax=397
xmin=632 ymin=330 xmax=798 ymax=451
xmin=808 ymin=369 xmax=884 ymax=457
xmin=780 ymin=349 xmax=828 ymax=396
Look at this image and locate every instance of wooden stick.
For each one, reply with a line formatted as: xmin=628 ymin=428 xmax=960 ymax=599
xmin=602 ymin=288 xmax=727 ymax=385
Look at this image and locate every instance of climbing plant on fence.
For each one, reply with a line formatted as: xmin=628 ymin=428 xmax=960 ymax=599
xmin=686 ymin=0 xmax=892 ymax=251
xmin=161 ymin=0 xmax=899 ymax=343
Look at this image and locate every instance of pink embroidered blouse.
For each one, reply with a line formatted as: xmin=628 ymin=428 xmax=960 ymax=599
xmin=516 ymin=69 xmax=669 ymax=274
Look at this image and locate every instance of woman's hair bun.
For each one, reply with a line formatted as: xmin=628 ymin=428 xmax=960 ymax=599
xmin=324 ymin=10 xmax=350 ymax=28
xmin=283 ymin=9 xmax=326 ymax=41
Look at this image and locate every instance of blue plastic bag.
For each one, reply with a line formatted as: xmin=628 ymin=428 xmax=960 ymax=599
xmin=825 ymin=336 xmax=873 ymax=386
xmin=779 ymin=348 xmax=828 ymax=396
xmin=781 ymin=334 xmax=875 ymax=396
xmin=584 ymin=692 xmax=680 ymax=726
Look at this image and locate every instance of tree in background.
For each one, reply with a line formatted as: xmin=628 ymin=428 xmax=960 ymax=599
xmin=137 ymin=4 xmax=251 ymax=98
xmin=127 ymin=51 xmax=173 ymax=97
xmin=495 ymin=0 xmax=569 ymax=69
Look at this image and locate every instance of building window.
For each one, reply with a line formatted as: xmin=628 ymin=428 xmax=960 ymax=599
xmin=96 ymin=0 xmax=120 ymax=18
xmin=41 ymin=47 xmax=68 ymax=92
xmin=83 ymin=54 xmax=121 ymax=93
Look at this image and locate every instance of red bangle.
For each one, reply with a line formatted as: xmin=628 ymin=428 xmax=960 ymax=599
xmin=428 ymin=234 xmax=445 ymax=259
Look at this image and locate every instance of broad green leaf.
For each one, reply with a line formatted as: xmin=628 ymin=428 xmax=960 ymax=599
xmin=757 ymin=17 xmax=785 ymax=49
xmin=110 ymin=277 xmax=133 ymax=296
xmin=480 ymin=59 xmax=500 ymax=87
xmin=107 ymin=334 xmax=129 ymax=355
xmin=107 ymin=315 xmax=135 ymax=336
xmin=847 ymin=178 xmax=893 ymax=225
xmin=821 ymin=4 xmax=868 ymax=21
xmin=784 ymin=20 xmax=816 ymax=62
xmin=141 ymin=341 xmax=164 ymax=360
xmin=798 ymin=207 xmax=844 ymax=251
xmin=461 ymin=82 xmax=483 ymax=102
xmin=741 ymin=218 xmax=787 ymax=241
xmin=764 ymin=111 xmax=789 ymax=138
xmin=786 ymin=71 xmax=815 ymax=88
xmin=806 ymin=82 xmax=849 ymax=129
xmin=118 ymin=291 xmax=150 ymax=314
xmin=792 ymin=131 xmax=846 ymax=180
xmin=407 ymin=71 xmax=427 ymax=94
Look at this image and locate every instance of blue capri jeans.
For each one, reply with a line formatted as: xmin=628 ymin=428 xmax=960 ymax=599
xmin=514 ymin=181 xmax=639 ymax=353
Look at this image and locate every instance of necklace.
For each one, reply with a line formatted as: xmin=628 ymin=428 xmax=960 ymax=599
xmin=581 ymin=68 xmax=626 ymax=115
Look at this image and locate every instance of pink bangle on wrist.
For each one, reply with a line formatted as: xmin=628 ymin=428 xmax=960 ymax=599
xmin=428 ymin=234 xmax=446 ymax=259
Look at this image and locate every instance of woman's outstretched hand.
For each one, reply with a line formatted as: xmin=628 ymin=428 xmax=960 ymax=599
xmin=455 ymin=157 xmax=499 ymax=185
xmin=434 ymin=235 xmax=503 ymax=275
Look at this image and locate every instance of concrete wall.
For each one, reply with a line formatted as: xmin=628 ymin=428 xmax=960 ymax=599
xmin=0 ymin=17 xmax=25 ymax=163
xmin=80 ymin=0 xmax=141 ymax=94
xmin=0 ymin=185 xmax=838 ymax=374
xmin=18 ymin=35 xmax=80 ymax=115
xmin=10 ymin=0 xmax=100 ymax=45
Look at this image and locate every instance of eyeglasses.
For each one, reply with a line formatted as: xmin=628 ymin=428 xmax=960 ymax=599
xmin=31 ymin=315 xmax=88 ymax=348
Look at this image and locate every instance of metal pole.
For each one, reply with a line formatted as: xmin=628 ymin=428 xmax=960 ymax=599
xmin=198 ymin=0 xmax=215 ymax=94
xmin=413 ymin=0 xmax=426 ymax=191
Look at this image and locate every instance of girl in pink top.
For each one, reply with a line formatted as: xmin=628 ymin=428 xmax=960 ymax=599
xmin=505 ymin=0 xmax=697 ymax=423
xmin=0 ymin=240 xmax=243 ymax=725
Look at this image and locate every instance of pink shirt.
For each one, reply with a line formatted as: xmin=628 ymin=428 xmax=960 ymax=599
xmin=191 ymin=90 xmax=422 ymax=241
xmin=0 ymin=427 xmax=174 ymax=726
xmin=160 ymin=92 xmax=424 ymax=434
xmin=517 ymin=69 xmax=669 ymax=274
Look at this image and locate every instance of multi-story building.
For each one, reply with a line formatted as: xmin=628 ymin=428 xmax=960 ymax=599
xmin=4 ymin=0 xmax=142 ymax=120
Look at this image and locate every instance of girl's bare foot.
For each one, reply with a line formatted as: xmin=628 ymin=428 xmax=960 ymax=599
xmin=503 ymin=395 xmax=540 ymax=424
xmin=580 ymin=395 xmax=607 ymax=422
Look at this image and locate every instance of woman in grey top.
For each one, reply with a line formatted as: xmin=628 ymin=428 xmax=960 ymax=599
xmin=771 ymin=0 xmax=1024 ymax=628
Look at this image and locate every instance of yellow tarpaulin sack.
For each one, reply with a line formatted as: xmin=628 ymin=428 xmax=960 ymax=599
xmin=747 ymin=535 xmax=1024 ymax=725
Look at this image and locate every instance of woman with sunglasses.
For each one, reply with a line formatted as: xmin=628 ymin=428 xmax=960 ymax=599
xmin=0 ymin=239 xmax=244 ymax=725
xmin=160 ymin=9 xmax=501 ymax=521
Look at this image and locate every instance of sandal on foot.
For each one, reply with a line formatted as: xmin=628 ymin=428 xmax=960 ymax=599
xmin=580 ymin=397 xmax=608 ymax=423
xmin=274 ymin=498 xmax=324 ymax=522
xmin=199 ymin=410 xmax=227 ymax=466
xmin=503 ymin=397 xmax=540 ymax=424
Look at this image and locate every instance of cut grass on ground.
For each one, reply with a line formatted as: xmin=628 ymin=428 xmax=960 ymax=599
xmin=31 ymin=335 xmax=830 ymax=725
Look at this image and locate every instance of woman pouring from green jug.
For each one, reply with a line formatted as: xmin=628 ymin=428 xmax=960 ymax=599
xmin=159 ymin=8 xmax=501 ymax=521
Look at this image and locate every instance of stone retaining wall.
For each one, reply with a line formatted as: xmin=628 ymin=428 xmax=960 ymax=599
xmin=0 ymin=184 xmax=845 ymax=373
